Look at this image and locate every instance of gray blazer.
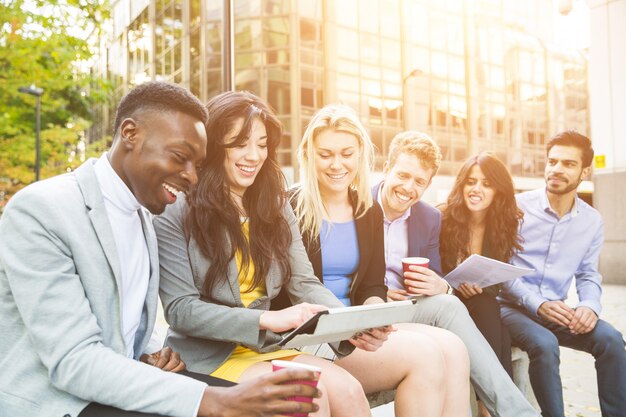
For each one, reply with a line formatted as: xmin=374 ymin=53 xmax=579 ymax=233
xmin=0 ymin=160 xmax=206 ymax=417
xmin=153 ymin=196 xmax=349 ymax=373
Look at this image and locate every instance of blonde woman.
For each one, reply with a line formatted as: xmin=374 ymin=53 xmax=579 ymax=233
xmin=277 ymin=104 xmax=471 ymax=417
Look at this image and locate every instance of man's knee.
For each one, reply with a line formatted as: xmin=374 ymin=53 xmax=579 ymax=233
xmin=525 ymin=330 xmax=560 ymax=360
xmin=506 ymin=317 xmax=560 ymax=359
xmin=410 ymin=294 xmax=468 ymax=326
xmin=592 ymin=321 xmax=626 ymax=356
xmin=433 ymin=293 xmax=466 ymax=311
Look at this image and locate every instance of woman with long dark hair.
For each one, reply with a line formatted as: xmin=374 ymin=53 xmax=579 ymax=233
xmin=154 ymin=91 xmax=375 ymax=417
xmin=439 ymin=152 xmax=523 ymax=417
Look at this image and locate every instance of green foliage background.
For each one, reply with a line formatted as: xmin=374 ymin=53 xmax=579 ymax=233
xmin=0 ymin=0 xmax=110 ymax=211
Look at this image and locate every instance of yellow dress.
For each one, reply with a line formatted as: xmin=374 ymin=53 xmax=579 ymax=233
xmin=210 ymin=220 xmax=301 ymax=382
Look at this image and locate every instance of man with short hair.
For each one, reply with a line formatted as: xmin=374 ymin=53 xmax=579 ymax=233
xmin=0 ymin=82 xmax=319 ymax=417
xmin=499 ymin=131 xmax=626 ymax=417
xmin=374 ymin=131 xmax=538 ymax=417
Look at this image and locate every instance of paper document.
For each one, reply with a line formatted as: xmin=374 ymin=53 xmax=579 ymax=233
xmin=279 ymin=300 xmax=417 ymax=349
xmin=444 ymin=254 xmax=533 ymax=289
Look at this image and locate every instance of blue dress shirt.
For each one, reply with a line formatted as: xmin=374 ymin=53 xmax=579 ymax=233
xmin=499 ymin=188 xmax=604 ymax=316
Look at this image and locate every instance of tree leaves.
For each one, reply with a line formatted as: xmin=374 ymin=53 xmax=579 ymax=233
xmin=1 ymin=0 xmax=110 ymax=208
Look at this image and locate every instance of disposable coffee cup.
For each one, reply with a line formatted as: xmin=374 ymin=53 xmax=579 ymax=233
xmin=402 ymin=257 xmax=430 ymax=272
xmin=271 ymin=360 xmax=321 ymax=417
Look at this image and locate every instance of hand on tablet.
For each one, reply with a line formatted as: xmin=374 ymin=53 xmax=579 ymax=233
xmin=349 ymin=325 xmax=395 ymax=352
xmin=260 ymin=303 xmax=328 ymax=333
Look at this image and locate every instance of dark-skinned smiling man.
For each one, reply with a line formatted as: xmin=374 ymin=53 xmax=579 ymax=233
xmin=0 ymin=82 xmax=320 ymax=417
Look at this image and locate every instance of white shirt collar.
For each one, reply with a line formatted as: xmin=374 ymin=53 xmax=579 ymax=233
xmin=94 ymin=153 xmax=142 ymax=214
xmin=541 ymin=187 xmax=579 ymax=218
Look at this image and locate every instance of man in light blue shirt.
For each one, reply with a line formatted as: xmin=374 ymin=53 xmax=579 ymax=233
xmin=500 ymin=131 xmax=626 ymax=417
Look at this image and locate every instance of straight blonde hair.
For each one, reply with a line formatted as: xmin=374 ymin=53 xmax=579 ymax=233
xmin=294 ymin=104 xmax=374 ymax=241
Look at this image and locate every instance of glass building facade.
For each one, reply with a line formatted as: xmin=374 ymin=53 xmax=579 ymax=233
xmin=91 ymin=0 xmax=589 ymax=184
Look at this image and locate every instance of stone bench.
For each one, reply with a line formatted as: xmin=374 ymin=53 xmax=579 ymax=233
xmin=366 ymin=347 xmax=539 ymax=412
xmin=509 ymin=347 xmax=539 ymax=409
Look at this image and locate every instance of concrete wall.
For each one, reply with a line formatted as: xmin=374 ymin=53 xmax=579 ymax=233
xmin=588 ymin=0 xmax=626 ymax=284
xmin=594 ymin=172 xmax=626 ymax=284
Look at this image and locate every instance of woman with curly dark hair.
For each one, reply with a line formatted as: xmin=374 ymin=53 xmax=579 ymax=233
xmin=439 ymin=152 xmax=523 ymax=417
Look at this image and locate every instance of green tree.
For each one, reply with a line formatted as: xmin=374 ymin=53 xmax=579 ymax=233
xmin=0 ymin=0 xmax=110 ymax=210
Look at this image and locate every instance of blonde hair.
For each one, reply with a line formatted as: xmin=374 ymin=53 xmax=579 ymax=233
xmin=387 ymin=131 xmax=442 ymax=174
xmin=295 ymin=104 xmax=375 ymax=240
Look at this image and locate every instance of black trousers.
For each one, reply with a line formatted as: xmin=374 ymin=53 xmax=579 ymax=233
xmin=461 ymin=293 xmax=514 ymax=378
xmin=78 ymin=371 xmax=235 ymax=417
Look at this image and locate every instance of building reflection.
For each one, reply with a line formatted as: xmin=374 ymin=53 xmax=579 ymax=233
xmin=91 ymin=0 xmax=588 ymax=185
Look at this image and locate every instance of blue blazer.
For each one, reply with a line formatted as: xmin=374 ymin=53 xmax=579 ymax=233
xmin=372 ymin=181 xmax=443 ymax=276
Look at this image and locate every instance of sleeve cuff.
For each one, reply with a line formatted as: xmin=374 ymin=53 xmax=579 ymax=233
xmin=167 ymin=373 xmax=209 ymax=417
xmin=576 ymin=300 xmax=602 ymax=316
xmin=523 ymin=293 xmax=548 ymax=317
xmin=191 ymin=387 xmax=205 ymax=417
xmin=241 ymin=309 xmax=268 ymax=348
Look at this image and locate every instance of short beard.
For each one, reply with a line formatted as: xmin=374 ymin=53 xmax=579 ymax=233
xmin=546 ymin=178 xmax=580 ymax=195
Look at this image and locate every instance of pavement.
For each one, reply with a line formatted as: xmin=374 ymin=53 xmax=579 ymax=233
xmin=155 ymin=284 xmax=626 ymax=417
xmin=372 ymin=284 xmax=626 ymax=417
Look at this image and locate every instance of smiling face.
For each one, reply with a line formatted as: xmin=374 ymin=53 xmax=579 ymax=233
xmin=313 ymin=129 xmax=359 ymax=198
xmin=223 ymin=117 xmax=268 ymax=196
xmin=462 ymin=164 xmax=496 ymax=216
xmin=545 ymin=144 xmax=590 ymax=196
xmin=381 ymin=152 xmax=434 ymax=221
xmin=117 ymin=110 xmax=207 ymax=215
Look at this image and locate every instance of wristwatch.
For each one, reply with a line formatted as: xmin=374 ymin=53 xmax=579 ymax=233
xmin=444 ymin=282 xmax=454 ymax=295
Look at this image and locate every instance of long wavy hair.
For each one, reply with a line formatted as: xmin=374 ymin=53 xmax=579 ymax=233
xmin=293 ymin=104 xmax=375 ymax=241
xmin=439 ymin=152 xmax=523 ymax=274
xmin=186 ymin=91 xmax=291 ymax=296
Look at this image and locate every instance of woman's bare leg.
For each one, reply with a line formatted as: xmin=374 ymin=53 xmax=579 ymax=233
xmin=335 ymin=329 xmax=449 ymax=417
xmin=294 ymin=354 xmax=372 ymax=417
xmin=396 ymin=323 xmax=471 ymax=417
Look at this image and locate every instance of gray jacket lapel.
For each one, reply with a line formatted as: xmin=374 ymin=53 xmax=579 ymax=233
xmin=226 ymin=256 xmax=243 ymax=305
xmin=187 ymin=233 xmax=242 ymax=305
xmin=75 ymin=160 xmax=124 ymax=294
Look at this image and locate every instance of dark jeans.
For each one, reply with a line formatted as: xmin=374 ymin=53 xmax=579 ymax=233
xmin=78 ymin=371 xmax=234 ymax=417
xmin=462 ymin=293 xmax=513 ymax=379
xmin=501 ymin=304 xmax=626 ymax=417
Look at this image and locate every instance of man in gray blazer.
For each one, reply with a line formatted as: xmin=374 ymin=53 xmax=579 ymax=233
xmin=0 ymin=82 xmax=320 ymax=417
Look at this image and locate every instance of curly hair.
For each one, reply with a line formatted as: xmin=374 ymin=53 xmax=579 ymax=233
xmin=387 ymin=131 xmax=442 ymax=175
xmin=113 ymin=81 xmax=208 ymax=135
xmin=186 ymin=91 xmax=291 ymax=296
xmin=439 ymin=152 xmax=523 ymax=274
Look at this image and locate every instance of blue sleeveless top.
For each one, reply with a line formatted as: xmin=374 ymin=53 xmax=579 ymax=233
xmin=320 ymin=220 xmax=360 ymax=306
